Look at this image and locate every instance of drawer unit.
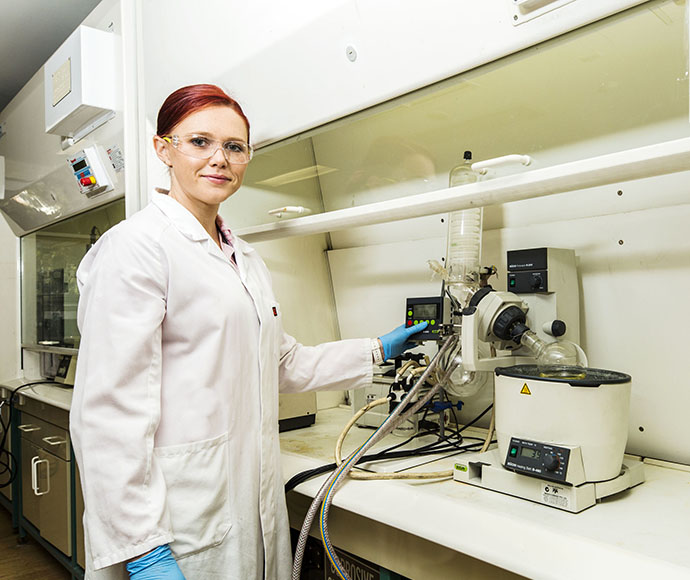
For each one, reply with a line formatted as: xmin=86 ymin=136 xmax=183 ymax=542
xmin=17 ymin=413 xmax=70 ymax=461
xmin=19 ymin=407 xmax=72 ymax=557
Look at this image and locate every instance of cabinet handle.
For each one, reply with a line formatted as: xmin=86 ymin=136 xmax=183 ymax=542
xmin=31 ymin=456 xmax=50 ymax=496
xmin=18 ymin=424 xmax=41 ymax=432
xmin=42 ymin=436 xmax=66 ymax=446
xmin=31 ymin=456 xmax=39 ymax=494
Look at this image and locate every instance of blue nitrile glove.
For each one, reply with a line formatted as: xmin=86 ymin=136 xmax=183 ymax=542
xmin=126 ymin=545 xmax=186 ymax=580
xmin=378 ymin=322 xmax=428 ymax=360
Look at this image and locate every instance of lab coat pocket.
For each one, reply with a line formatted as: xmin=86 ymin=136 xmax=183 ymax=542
xmin=154 ymin=432 xmax=232 ymax=559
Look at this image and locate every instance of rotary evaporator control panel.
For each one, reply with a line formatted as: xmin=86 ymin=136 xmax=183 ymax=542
xmin=504 ymin=437 xmax=571 ymax=482
xmin=405 ymin=296 xmax=444 ymax=340
xmin=507 ymin=247 xmax=551 ymax=293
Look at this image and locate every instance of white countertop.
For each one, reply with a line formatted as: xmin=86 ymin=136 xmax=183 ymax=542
xmin=280 ymin=407 xmax=690 ymax=580
xmin=0 ymin=377 xmax=74 ymax=412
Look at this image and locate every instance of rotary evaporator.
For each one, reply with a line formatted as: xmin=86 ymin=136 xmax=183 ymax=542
xmin=415 ymin=231 xmax=644 ymax=513
xmin=403 ymin=154 xmax=643 ymax=512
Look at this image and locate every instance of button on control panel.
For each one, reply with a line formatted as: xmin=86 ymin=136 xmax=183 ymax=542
xmin=405 ymin=297 xmax=444 ymax=340
xmin=504 ymin=437 xmax=570 ymax=482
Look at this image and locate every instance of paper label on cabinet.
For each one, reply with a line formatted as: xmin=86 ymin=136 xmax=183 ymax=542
xmin=52 ymin=58 xmax=72 ymax=107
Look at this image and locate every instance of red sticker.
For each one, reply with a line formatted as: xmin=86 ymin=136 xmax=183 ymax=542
xmin=272 ymin=307 xmax=278 ymax=317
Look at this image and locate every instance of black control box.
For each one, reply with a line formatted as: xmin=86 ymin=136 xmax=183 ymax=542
xmin=507 ymin=247 xmax=549 ymax=294
xmin=504 ymin=437 xmax=571 ymax=483
xmin=405 ymin=297 xmax=443 ymax=340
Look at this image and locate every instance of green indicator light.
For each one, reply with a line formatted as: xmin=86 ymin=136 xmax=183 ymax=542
xmin=431 ymin=319 xmax=435 ymax=325
xmin=414 ymin=320 xmax=418 ymax=325
xmin=408 ymin=310 xmax=413 ymax=316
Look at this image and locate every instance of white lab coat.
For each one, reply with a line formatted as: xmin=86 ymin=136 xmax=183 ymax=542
xmin=70 ymin=192 xmax=372 ymax=579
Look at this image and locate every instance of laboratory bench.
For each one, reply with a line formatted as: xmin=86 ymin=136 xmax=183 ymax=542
xmin=3 ymin=379 xmax=690 ymax=580
xmin=280 ymin=407 xmax=690 ymax=580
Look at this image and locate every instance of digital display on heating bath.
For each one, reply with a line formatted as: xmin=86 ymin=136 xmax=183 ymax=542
xmin=521 ymin=447 xmax=541 ymax=459
xmin=505 ymin=437 xmax=570 ymax=482
xmin=413 ymin=304 xmax=437 ymax=319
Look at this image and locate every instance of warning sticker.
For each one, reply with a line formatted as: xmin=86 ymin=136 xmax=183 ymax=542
xmin=520 ymin=383 xmax=532 ymax=395
xmin=326 ymin=548 xmax=379 ymax=580
xmin=107 ymin=145 xmax=125 ymax=173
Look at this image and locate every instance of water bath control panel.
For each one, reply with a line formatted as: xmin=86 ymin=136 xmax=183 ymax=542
xmin=504 ymin=437 xmax=571 ymax=482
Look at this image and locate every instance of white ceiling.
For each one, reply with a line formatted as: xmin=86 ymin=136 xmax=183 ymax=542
xmin=0 ymin=0 xmax=102 ymax=112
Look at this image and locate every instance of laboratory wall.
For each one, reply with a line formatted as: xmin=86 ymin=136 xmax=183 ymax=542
xmin=0 ymin=0 xmax=123 ymax=380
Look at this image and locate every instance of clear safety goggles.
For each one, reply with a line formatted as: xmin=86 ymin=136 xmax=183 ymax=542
xmin=163 ymin=134 xmax=253 ymax=164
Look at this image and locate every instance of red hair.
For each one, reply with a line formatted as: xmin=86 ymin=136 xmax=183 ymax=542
xmin=156 ymin=84 xmax=250 ymax=142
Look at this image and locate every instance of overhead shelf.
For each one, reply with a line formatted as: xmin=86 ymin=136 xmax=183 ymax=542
xmin=237 ymin=137 xmax=690 ymax=243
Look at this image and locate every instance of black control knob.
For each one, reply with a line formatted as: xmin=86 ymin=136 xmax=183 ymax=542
xmin=530 ymin=275 xmax=543 ymax=290
xmin=544 ymin=453 xmax=560 ymax=472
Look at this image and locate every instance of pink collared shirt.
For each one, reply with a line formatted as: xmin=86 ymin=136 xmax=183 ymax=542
xmin=215 ymin=214 xmax=236 ymax=265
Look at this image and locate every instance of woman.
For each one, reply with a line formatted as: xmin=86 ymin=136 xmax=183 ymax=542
xmin=70 ymin=84 xmax=426 ymax=580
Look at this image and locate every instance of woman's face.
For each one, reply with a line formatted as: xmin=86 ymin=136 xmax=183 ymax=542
xmin=154 ymin=105 xmax=250 ymax=211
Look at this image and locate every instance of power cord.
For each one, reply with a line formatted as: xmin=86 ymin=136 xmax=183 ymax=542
xmin=284 ymin=403 xmax=494 ymax=493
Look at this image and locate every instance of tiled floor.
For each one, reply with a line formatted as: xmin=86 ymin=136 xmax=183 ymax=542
xmin=0 ymin=506 xmax=70 ymax=580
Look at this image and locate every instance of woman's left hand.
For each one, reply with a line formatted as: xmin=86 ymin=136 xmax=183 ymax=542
xmin=378 ymin=322 xmax=428 ymax=360
xmin=126 ymin=545 xmax=186 ymax=580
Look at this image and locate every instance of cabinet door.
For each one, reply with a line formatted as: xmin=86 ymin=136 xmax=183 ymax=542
xmin=38 ymin=449 xmax=72 ymax=556
xmin=20 ymin=438 xmax=41 ymax=528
